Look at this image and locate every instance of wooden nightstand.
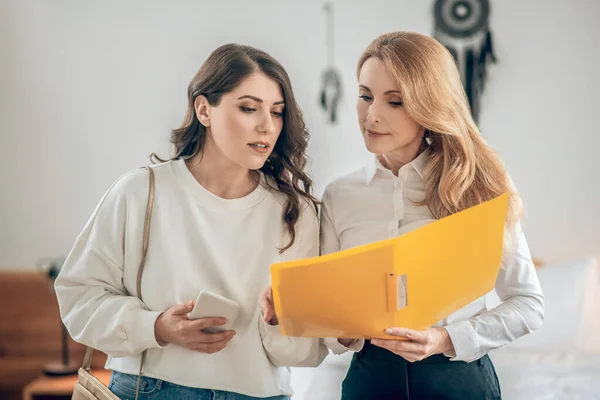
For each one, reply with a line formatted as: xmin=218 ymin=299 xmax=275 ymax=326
xmin=22 ymin=370 xmax=111 ymax=400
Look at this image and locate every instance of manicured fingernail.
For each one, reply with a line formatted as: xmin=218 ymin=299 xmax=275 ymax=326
xmin=385 ymin=328 xmax=393 ymax=334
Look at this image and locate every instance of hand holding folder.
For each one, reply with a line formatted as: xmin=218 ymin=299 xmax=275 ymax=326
xmin=270 ymin=193 xmax=509 ymax=340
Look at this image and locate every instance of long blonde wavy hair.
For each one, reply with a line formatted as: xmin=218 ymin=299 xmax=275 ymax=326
xmin=357 ymin=31 xmax=522 ymax=227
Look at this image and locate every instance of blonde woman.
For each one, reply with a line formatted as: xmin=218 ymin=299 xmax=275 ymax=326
xmin=318 ymin=31 xmax=545 ymax=400
xmin=259 ymin=31 xmax=545 ymax=399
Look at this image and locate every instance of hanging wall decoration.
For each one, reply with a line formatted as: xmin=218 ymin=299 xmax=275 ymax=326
xmin=434 ymin=0 xmax=496 ymax=122
xmin=319 ymin=3 xmax=342 ymax=124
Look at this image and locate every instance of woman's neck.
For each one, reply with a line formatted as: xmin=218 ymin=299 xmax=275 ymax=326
xmin=379 ymin=140 xmax=426 ymax=176
xmin=185 ymin=138 xmax=259 ymax=199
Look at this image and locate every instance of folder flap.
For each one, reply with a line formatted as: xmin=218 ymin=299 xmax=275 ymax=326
xmin=271 ymin=238 xmax=400 ymax=338
xmin=391 ymin=193 xmax=508 ymax=329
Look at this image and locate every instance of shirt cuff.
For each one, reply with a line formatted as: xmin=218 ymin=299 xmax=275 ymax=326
xmin=130 ymin=310 xmax=169 ymax=351
xmin=323 ymin=338 xmax=365 ymax=355
xmin=259 ymin=314 xmax=284 ymax=336
xmin=258 ymin=309 xmax=289 ymax=348
xmin=443 ymin=320 xmax=478 ymax=362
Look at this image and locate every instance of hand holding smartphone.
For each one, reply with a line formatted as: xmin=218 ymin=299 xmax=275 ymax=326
xmin=188 ymin=290 xmax=241 ymax=333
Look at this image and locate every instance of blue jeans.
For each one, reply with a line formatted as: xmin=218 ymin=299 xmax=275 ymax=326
xmin=109 ymin=371 xmax=289 ymax=400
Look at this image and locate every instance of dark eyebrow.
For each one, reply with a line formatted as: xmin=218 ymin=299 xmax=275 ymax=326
xmin=358 ymin=85 xmax=401 ymax=95
xmin=237 ymin=95 xmax=285 ymax=105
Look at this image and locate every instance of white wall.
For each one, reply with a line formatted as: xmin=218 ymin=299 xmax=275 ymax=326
xmin=1 ymin=0 xmax=599 ymax=268
xmin=481 ymin=0 xmax=600 ymax=264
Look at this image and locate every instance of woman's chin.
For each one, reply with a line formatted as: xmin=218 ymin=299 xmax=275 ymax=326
xmin=364 ymin=140 xmax=394 ymax=155
xmin=240 ymin=156 xmax=269 ymax=171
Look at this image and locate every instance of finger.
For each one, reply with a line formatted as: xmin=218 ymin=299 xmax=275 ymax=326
xmin=196 ymin=330 xmax=236 ymax=344
xmin=259 ymin=293 xmax=273 ymax=321
xmin=372 ymin=340 xmax=423 ymax=360
xmin=385 ymin=328 xmax=428 ymax=343
xmin=186 ymin=317 xmax=227 ymax=332
xmin=260 ymin=288 xmax=276 ymax=322
xmin=193 ymin=338 xmax=232 ymax=354
xmin=264 ymin=307 xmax=273 ymax=322
xmin=172 ymin=300 xmax=195 ymax=316
xmin=373 ymin=339 xmax=433 ymax=362
xmin=373 ymin=339 xmax=424 ymax=354
xmin=263 ymin=302 xmax=275 ymax=322
xmin=371 ymin=339 xmax=401 ymax=351
xmin=195 ymin=333 xmax=235 ymax=349
xmin=267 ymin=288 xmax=278 ymax=321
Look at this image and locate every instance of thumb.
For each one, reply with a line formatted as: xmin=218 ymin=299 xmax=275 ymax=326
xmin=172 ymin=300 xmax=195 ymax=316
xmin=259 ymin=291 xmax=272 ymax=321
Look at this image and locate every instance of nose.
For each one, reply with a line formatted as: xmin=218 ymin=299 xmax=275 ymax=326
xmin=366 ymin=101 xmax=381 ymax=124
xmin=258 ymin=112 xmax=277 ymax=135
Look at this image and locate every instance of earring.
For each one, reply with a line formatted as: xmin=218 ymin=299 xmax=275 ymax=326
xmin=424 ymin=130 xmax=434 ymax=146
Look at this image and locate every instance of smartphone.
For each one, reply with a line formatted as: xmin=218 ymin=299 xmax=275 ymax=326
xmin=187 ymin=290 xmax=241 ymax=333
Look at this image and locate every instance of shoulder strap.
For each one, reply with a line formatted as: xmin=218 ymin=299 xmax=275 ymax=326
xmin=82 ymin=166 xmax=156 ymax=373
xmin=137 ymin=166 xmax=155 ymax=301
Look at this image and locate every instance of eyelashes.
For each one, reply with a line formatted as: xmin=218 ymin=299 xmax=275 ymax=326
xmin=358 ymin=95 xmax=403 ymax=107
xmin=239 ymin=106 xmax=283 ymax=117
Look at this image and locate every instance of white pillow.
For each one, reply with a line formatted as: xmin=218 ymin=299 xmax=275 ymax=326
xmin=489 ymin=346 xmax=600 ymax=400
xmin=499 ymin=256 xmax=600 ymax=352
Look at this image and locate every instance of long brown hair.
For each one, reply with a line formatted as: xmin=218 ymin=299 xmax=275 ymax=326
xmin=357 ymin=32 xmax=522 ymax=227
xmin=153 ymin=44 xmax=317 ymax=252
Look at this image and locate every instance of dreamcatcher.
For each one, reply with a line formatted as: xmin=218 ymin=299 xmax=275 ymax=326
xmin=434 ymin=0 xmax=496 ymax=122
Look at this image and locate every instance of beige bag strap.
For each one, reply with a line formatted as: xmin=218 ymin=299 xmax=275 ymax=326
xmin=81 ymin=166 xmax=155 ymax=400
xmin=137 ymin=165 xmax=155 ymax=301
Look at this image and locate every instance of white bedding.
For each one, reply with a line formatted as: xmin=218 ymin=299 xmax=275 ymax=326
xmin=488 ymin=255 xmax=600 ymax=399
xmin=490 ymin=347 xmax=600 ymax=400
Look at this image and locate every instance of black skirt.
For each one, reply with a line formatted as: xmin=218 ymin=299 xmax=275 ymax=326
xmin=341 ymin=341 xmax=502 ymax=400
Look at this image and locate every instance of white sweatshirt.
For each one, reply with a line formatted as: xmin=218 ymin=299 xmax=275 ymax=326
xmin=55 ymin=159 xmax=327 ymax=397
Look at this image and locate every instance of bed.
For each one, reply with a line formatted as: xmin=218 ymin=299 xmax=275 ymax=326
xmin=489 ymin=256 xmax=600 ymax=400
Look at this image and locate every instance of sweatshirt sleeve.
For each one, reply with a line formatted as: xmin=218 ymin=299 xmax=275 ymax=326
xmin=55 ymin=170 xmax=166 ymax=358
xmin=259 ymin=199 xmax=332 ymax=367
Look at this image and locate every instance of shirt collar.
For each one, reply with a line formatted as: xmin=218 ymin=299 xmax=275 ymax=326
xmin=365 ymin=149 xmax=430 ymax=184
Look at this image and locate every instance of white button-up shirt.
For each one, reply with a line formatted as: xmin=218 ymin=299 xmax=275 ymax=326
xmin=320 ymin=150 xmax=545 ymax=362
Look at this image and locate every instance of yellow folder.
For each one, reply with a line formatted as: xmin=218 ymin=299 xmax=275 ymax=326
xmin=270 ymin=193 xmax=509 ymax=340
